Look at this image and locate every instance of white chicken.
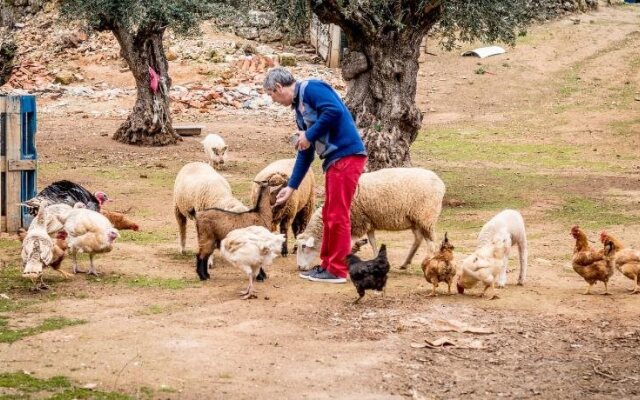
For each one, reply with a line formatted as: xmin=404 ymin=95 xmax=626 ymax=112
xmin=21 ymin=204 xmax=71 ymax=290
xmin=220 ymin=226 xmax=285 ymax=299
xmin=457 ymin=231 xmax=511 ymax=299
xmin=63 ymin=207 xmax=119 ymax=276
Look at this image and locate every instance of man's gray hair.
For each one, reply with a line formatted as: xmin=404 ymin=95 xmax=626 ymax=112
xmin=263 ymin=67 xmax=296 ymax=91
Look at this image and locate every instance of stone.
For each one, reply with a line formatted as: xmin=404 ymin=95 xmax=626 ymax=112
xmin=279 ymin=53 xmax=297 ymax=67
xmin=54 ymin=71 xmax=76 ymax=85
xmin=166 ymin=47 xmax=178 ymax=61
xmin=247 ymin=11 xmax=275 ymax=28
xmin=236 ymin=27 xmax=259 ymax=40
xmin=259 ymin=28 xmax=283 ymax=43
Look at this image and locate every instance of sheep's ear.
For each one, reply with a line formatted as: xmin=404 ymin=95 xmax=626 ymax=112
xmin=222 ymin=145 xmax=228 ymax=152
xmin=305 ymin=237 xmax=315 ymax=248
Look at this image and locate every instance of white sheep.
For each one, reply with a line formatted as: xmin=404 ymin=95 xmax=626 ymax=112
xmin=201 ymin=133 xmax=228 ymax=169
xmin=457 ymin=230 xmax=512 ymax=299
xmin=251 ymin=158 xmax=315 ymax=257
xmin=220 ymin=225 xmax=285 ymax=299
xmin=477 ymin=209 xmax=528 ymax=287
xmin=296 ymin=167 xmax=446 ymax=270
xmin=173 ymin=162 xmax=248 ymax=254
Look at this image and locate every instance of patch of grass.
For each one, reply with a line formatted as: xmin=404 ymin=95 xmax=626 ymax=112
xmin=610 ymin=117 xmax=640 ymax=137
xmin=143 ymin=305 xmax=166 ymax=315
xmin=0 ymin=238 xmax=20 ymax=250
xmin=548 ymin=197 xmax=638 ymax=229
xmin=97 ymin=274 xmax=195 ymax=290
xmin=138 ymin=386 xmax=154 ymax=399
xmin=0 ymin=372 xmax=71 ymax=392
xmin=0 ymin=317 xmax=86 ymax=344
xmin=413 ymin=127 xmax=616 ymax=171
xmin=0 ymin=372 xmax=131 ymax=399
xmin=38 ymin=161 xmax=67 ymax=176
xmin=160 ymin=249 xmax=195 ymax=262
xmin=558 ymin=68 xmax=582 ymax=97
xmin=229 ymin=179 xmax=255 ymax=204
xmin=145 ymin=169 xmax=175 ymax=189
xmin=0 ymin=262 xmax=27 ymax=293
xmin=433 ymin=168 xmax=554 ymax=211
xmin=118 ymin=229 xmax=172 ymax=244
xmin=0 ymin=299 xmax=37 ymax=313
xmin=49 ymin=388 xmax=131 ymax=400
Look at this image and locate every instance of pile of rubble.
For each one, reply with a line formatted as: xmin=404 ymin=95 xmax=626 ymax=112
xmin=1 ymin=59 xmax=53 ymax=90
xmin=0 ymin=8 xmax=346 ymax=117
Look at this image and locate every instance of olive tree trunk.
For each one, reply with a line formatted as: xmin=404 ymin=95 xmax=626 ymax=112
xmin=311 ymin=1 xmax=440 ymax=171
xmin=341 ymin=31 xmax=424 ymax=170
xmin=111 ymin=25 xmax=180 ymax=145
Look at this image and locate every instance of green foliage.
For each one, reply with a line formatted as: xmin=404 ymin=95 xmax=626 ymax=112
xmin=58 ymin=0 xmax=230 ymax=35
xmin=438 ymin=0 xmax=532 ymax=49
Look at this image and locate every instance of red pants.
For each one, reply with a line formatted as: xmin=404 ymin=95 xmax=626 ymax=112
xmin=321 ymin=155 xmax=367 ymax=278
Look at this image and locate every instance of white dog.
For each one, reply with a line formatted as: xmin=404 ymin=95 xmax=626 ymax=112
xmin=477 ymin=209 xmax=528 ymax=287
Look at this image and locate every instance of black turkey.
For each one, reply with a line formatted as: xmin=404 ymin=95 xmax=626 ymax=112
xmin=24 ymin=180 xmax=109 ymax=216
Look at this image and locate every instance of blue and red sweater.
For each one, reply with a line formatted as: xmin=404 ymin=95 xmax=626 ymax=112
xmin=287 ymin=80 xmax=366 ymax=190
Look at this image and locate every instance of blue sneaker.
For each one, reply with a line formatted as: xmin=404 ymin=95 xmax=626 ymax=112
xmin=299 ymin=265 xmax=323 ymax=280
xmin=307 ymin=268 xmax=347 ymax=284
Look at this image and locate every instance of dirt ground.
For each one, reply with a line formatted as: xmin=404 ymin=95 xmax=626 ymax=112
xmin=1 ymin=4 xmax=640 ymax=400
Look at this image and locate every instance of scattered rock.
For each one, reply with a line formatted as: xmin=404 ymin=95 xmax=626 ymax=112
xmin=54 ymin=71 xmax=77 ymax=85
xmin=279 ymin=53 xmax=297 ymax=67
xmin=166 ymin=47 xmax=178 ymax=61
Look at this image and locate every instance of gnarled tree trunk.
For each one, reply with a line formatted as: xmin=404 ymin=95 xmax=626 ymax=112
xmin=111 ymin=24 xmax=180 ymax=145
xmin=341 ymin=31 xmax=424 ymax=171
xmin=312 ymin=1 xmax=440 ymax=171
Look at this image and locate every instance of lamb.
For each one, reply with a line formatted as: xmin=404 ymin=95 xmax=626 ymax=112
xmin=173 ymin=162 xmax=248 ymax=254
xmin=192 ymin=180 xmax=279 ymax=281
xmin=220 ymin=226 xmax=286 ymax=299
xmin=296 ymin=168 xmax=445 ymax=270
xmin=251 ymin=158 xmax=315 ymax=257
xmin=201 ymin=133 xmax=228 ymax=169
xmin=477 ymin=209 xmax=528 ymax=287
xmin=457 ymin=231 xmax=512 ymax=300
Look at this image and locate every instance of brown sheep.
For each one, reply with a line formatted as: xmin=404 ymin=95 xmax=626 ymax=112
xmin=251 ymin=159 xmax=315 ymax=257
xmin=192 ymin=180 xmax=280 ymax=281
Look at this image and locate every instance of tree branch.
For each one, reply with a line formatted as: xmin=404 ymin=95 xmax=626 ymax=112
xmin=310 ymin=0 xmax=373 ymax=43
xmin=416 ymin=0 xmax=443 ymax=30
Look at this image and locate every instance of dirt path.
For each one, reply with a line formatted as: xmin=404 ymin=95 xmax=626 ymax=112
xmin=1 ymin=4 xmax=640 ymax=400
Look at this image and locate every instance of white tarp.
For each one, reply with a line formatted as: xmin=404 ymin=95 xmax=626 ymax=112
xmin=462 ymin=46 xmax=506 ymax=58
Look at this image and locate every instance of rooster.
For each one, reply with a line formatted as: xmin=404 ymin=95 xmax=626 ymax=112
xmin=63 ymin=208 xmax=119 ymax=276
xmin=600 ymin=231 xmax=640 ymax=294
xmin=347 ymin=244 xmax=390 ymax=303
xmin=422 ymin=232 xmax=457 ymax=296
xmin=20 ymin=205 xmax=72 ymax=290
xmin=570 ymin=226 xmax=613 ymax=295
xmin=23 ymin=180 xmax=109 ymax=216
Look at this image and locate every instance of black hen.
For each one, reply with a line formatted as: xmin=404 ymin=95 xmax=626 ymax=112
xmin=347 ymin=244 xmax=391 ymax=303
xmin=24 ymin=180 xmax=108 ymax=216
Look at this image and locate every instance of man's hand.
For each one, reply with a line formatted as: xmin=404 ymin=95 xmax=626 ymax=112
xmin=296 ymin=131 xmax=311 ymax=151
xmin=275 ymin=187 xmax=294 ymax=206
